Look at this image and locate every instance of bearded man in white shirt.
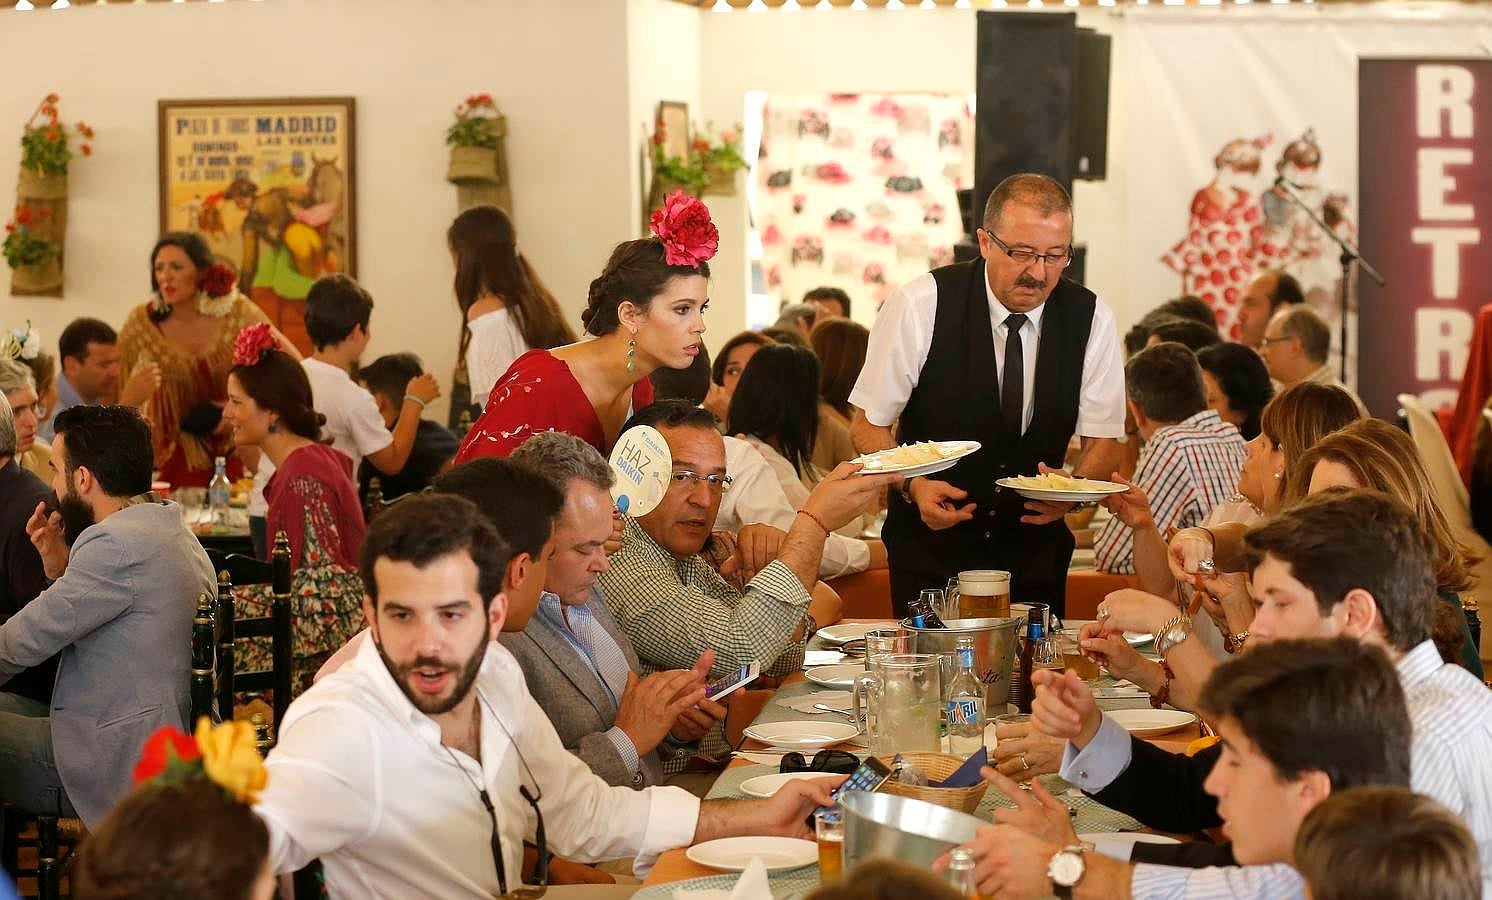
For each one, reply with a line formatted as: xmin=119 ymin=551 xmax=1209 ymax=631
xmin=255 ymin=494 xmax=835 ymax=898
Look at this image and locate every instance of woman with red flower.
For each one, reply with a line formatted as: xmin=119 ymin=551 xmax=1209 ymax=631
xmin=222 ymin=324 xmax=365 ymax=688
xmin=454 ymin=191 xmax=719 ymax=461
xmin=117 ymin=232 xmax=296 ymax=488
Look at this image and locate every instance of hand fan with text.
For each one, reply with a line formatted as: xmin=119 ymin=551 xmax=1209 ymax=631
xmin=608 ymin=425 xmax=672 ymax=517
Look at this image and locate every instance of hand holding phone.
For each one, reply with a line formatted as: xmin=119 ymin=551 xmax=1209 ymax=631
xmin=806 ymin=756 xmax=893 ymax=827
xmin=705 ymin=661 xmax=761 ymax=701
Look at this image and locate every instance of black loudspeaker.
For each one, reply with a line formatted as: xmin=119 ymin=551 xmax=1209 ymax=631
xmin=1073 ymin=28 xmax=1111 ymax=181
xmin=974 ymin=11 xmax=1077 ymax=219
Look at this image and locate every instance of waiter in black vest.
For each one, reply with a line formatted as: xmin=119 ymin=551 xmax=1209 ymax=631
xmin=849 ymin=174 xmax=1125 ymax=617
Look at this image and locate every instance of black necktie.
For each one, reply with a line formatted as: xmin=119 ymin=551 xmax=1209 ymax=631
xmin=1002 ymin=313 xmax=1028 ymax=433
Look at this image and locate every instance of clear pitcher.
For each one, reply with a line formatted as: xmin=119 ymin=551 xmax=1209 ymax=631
xmin=852 ymin=653 xmax=942 ymax=755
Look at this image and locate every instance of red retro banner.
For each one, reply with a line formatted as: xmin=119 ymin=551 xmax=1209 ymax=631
xmin=1358 ymin=59 xmax=1492 ymax=416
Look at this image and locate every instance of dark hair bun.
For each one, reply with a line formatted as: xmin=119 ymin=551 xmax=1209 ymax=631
xmin=582 ymin=238 xmax=711 ymax=337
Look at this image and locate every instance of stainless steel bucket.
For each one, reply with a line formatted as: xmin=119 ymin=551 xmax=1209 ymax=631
xmin=841 ymin=791 xmax=987 ymax=871
xmin=903 ymin=616 xmax=1021 ymax=720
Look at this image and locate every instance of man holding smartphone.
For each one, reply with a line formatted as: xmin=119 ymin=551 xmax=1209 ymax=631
xmin=503 ymin=431 xmax=731 ymax=790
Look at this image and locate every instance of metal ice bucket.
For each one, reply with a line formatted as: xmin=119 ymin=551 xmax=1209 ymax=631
xmin=903 ymin=616 xmax=1021 ymax=721
xmin=841 ymin=791 xmax=987 ymax=871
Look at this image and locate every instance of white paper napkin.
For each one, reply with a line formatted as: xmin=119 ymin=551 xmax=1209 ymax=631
xmin=673 ymin=857 xmax=773 ymax=900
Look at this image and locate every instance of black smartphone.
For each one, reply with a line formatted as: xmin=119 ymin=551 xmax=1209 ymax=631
xmin=806 ymin=756 xmax=893 ymax=827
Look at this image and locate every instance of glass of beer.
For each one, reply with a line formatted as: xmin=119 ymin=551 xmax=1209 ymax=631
xmin=957 ymin=570 xmax=1011 ymax=619
xmin=815 ymin=808 xmax=844 ymax=880
xmin=1059 ymin=629 xmax=1101 ymax=683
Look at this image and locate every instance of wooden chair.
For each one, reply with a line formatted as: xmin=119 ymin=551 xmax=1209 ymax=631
xmin=0 ymin=807 xmax=80 ymax=900
xmin=200 ymin=532 xmax=296 ymax=733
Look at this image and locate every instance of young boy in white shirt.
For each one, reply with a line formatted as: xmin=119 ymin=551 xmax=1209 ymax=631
xmin=300 ymin=274 xmax=440 ymax=473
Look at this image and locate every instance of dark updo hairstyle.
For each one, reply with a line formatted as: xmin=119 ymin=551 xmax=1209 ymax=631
xmin=448 ymin=206 xmax=576 ymax=354
xmin=148 ymin=232 xmax=216 ymax=323
xmin=581 ymin=238 xmax=711 ymax=337
xmin=229 ymin=350 xmax=326 ymax=441
xmin=727 ymin=343 xmax=822 ymax=478
xmin=1197 ymin=342 xmax=1275 ymax=441
xmin=71 ymin=779 xmax=269 ymax=900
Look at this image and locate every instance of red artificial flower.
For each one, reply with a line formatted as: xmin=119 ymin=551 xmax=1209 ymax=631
xmin=81 ymin=145 xmax=91 ymax=156
xmin=44 ymin=93 xmax=58 ymax=104
xmin=132 ymin=726 xmax=201 ymax=784
xmin=233 ymin=323 xmax=277 ymax=367
xmin=4 ymin=224 xmax=14 ymax=234
xmin=199 ymin=263 xmax=236 ymax=298
xmin=77 ymin=122 xmax=94 ymax=139
xmin=15 ymin=207 xmax=32 ymax=226
xmin=476 ymin=93 xmax=493 ymax=105
xmin=649 ymin=191 xmax=719 ymax=269
xmin=692 ymin=139 xmax=711 ymax=153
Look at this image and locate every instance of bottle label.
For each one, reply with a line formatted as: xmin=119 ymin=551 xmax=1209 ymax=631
xmin=946 ymin=698 xmax=981 ymax=726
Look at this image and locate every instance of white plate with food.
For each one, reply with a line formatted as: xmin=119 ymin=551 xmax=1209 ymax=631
xmin=685 ymin=836 xmax=818 ymax=873
xmin=1106 ymin=708 xmax=1198 ymax=738
xmin=852 ymin=440 xmax=981 ymax=478
xmin=743 ymin=720 xmax=860 ymax=751
xmin=805 ymin=664 xmax=865 ymax=688
xmin=738 ymin=771 xmax=836 ymax=799
xmin=816 ymin=622 xmax=880 ymax=645
xmin=997 ymin=473 xmax=1130 ymax=502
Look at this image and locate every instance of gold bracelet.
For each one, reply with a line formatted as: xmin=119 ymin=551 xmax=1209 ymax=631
xmin=1225 ymin=630 xmax=1250 ymax=654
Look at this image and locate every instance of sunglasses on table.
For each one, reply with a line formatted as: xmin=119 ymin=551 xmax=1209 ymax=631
xmin=780 ymin=749 xmax=860 ymax=775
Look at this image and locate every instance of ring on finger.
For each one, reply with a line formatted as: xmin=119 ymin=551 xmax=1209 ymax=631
xmin=1020 ymin=753 xmax=1030 ymax=770
xmin=1096 ymin=603 xmax=1110 ymax=621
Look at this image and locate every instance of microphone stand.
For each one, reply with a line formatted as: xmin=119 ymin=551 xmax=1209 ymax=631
xmin=1271 ymin=176 xmax=1387 ymax=382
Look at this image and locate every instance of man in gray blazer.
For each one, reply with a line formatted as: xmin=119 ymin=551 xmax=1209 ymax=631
xmin=503 ymin=432 xmax=728 ymax=788
xmin=2 ymin=406 xmax=214 ymax=827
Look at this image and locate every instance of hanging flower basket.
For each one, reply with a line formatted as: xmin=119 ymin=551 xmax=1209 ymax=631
xmin=702 ymin=162 xmax=739 ymax=197
xmin=11 ymin=256 xmax=62 ymax=297
xmin=447 ymin=145 xmax=499 ymax=184
xmin=17 ymin=167 xmax=66 ymax=200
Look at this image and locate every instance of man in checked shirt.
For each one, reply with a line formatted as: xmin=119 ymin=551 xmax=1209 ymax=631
xmin=599 ymin=400 xmax=897 ymax=684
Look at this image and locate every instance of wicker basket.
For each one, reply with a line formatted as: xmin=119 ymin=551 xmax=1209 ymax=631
xmin=446 ymin=145 xmax=498 ymax=184
xmin=875 ymin=753 xmax=989 ymax=814
xmin=17 ymin=167 xmax=66 ymax=200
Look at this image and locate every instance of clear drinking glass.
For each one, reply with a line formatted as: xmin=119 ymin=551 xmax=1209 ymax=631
xmin=862 ymin=627 xmax=909 ymax=671
xmin=1059 ymin=629 xmax=1101 ymax=683
xmin=815 ymin=808 xmax=844 ymax=880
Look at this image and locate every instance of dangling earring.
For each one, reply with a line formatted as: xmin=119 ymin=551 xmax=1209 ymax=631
xmin=268 ymin=420 xmax=278 ymax=434
xmin=1272 ymin=471 xmax=1282 ymax=480
xmin=626 ymin=337 xmax=637 ymax=373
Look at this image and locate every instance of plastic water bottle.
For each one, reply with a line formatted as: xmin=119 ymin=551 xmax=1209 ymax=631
xmin=946 ymin=638 xmax=985 ymax=756
xmin=208 ymin=456 xmax=231 ymax=528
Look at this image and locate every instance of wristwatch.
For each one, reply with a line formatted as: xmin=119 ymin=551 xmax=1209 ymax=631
xmin=899 ymin=475 xmax=919 ymax=505
xmin=1153 ymin=613 xmax=1195 ymax=658
xmin=1048 ymin=844 xmax=1088 ymax=898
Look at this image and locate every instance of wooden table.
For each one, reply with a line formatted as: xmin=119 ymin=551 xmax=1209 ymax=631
xmin=643 ymin=621 xmax=1203 ymax=887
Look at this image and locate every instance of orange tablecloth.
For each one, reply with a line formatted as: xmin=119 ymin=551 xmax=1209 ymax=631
xmin=643 ymin=619 xmax=1203 ymax=887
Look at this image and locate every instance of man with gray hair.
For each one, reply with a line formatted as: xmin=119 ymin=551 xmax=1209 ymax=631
xmin=850 ymin=173 xmax=1127 ymax=616
xmin=0 ymin=391 xmax=56 ymax=709
xmin=0 ymin=357 xmax=49 ymax=483
xmin=502 ymin=431 xmax=728 ymax=791
xmin=1259 ymin=305 xmax=1368 ymax=415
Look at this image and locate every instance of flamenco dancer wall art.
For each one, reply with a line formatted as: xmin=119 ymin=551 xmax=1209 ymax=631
xmin=158 ymin=97 xmax=357 ymax=355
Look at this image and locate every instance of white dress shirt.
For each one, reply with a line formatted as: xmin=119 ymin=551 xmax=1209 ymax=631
xmin=1061 ymin=639 xmax=1492 ymax=896
xmin=256 ymin=634 xmax=699 ymax=898
xmin=848 ymin=271 xmax=1126 ymax=439
xmin=717 ymin=435 xmax=870 ymax=579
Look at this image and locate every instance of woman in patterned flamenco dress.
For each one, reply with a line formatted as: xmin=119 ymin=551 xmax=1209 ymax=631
xmin=454 ymin=192 xmax=718 ymax=462
xmin=1162 ymin=135 xmax=1281 ymax=341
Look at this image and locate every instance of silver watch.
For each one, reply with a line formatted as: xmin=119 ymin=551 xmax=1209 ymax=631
xmin=1154 ymin=613 xmax=1195 ymax=658
xmin=1048 ymin=844 xmax=1088 ymax=897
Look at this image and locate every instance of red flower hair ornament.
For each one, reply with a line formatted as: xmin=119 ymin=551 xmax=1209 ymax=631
xmin=199 ymin=263 xmax=237 ymax=298
xmin=234 ymin=323 xmax=277 ymax=367
xmin=649 ymin=191 xmax=719 ymax=269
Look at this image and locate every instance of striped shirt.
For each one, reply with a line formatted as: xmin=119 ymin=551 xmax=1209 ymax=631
xmin=1095 ymin=410 xmax=1246 ymax=574
xmin=533 ymin=591 xmax=644 ymax=780
xmin=598 ymin=516 xmax=809 ymax=681
xmin=1068 ymin=639 xmax=1492 ymax=897
xmin=1397 ymin=639 xmax=1492 ymax=895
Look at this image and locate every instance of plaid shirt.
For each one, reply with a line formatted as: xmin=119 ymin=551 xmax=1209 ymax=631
xmin=598 ymin=517 xmax=809 ymax=681
xmin=1095 ymin=410 xmax=1246 ymax=575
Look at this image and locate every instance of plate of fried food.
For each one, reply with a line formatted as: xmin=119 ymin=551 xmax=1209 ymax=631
xmin=852 ymin=440 xmax=981 ymax=478
xmin=996 ymin=472 xmax=1130 ymax=502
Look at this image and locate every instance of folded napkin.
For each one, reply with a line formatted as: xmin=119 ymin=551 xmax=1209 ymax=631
xmin=673 ymin=858 xmax=772 ymax=900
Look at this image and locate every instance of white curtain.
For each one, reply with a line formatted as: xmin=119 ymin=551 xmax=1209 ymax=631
xmin=1124 ymin=6 xmax=1492 ymax=388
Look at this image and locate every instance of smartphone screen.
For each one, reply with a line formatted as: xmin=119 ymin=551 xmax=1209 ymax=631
xmin=807 ymin=757 xmax=893 ymax=826
xmin=704 ymin=662 xmax=760 ymax=701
